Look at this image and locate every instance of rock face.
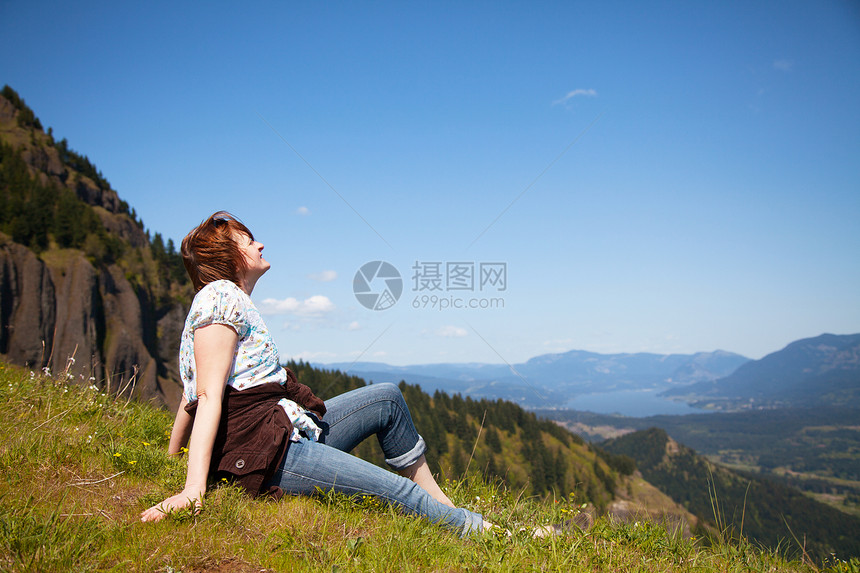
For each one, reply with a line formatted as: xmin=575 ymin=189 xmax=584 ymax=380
xmin=0 ymin=240 xmax=56 ymax=367
xmin=0 ymin=235 xmax=184 ymax=408
xmin=44 ymin=250 xmax=101 ymax=379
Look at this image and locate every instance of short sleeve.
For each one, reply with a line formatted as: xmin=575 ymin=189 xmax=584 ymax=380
xmin=186 ymin=280 xmax=251 ymax=338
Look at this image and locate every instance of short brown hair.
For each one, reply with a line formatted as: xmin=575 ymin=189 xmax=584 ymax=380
xmin=181 ymin=211 xmax=255 ymax=291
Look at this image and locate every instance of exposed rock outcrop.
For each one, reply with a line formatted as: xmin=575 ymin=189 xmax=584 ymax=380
xmin=0 ymin=233 xmax=184 ymax=408
xmin=43 ymin=249 xmax=103 ymax=380
xmin=0 ymin=239 xmax=56 ymax=367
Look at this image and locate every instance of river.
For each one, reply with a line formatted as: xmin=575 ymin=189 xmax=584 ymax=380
xmin=563 ymin=388 xmax=711 ymax=417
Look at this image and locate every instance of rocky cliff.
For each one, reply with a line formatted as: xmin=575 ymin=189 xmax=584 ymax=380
xmin=0 ymin=87 xmax=188 ymax=409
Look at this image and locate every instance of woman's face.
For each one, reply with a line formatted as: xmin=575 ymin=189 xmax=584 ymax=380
xmin=235 ymin=232 xmax=271 ymax=281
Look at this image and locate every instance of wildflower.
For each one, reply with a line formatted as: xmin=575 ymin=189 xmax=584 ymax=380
xmin=142 ymin=441 xmax=151 ymax=446
xmin=180 ymin=447 xmax=189 ymax=454
xmin=42 ymin=367 xmax=51 ymax=376
xmin=114 ymin=453 xmax=122 ymax=457
xmin=128 ymin=460 xmax=137 ymax=465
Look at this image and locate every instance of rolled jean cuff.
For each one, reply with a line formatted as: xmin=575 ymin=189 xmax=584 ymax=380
xmin=385 ymin=435 xmax=426 ymax=470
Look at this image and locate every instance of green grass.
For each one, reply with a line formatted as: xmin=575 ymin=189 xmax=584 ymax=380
xmin=0 ymin=360 xmax=854 ymax=572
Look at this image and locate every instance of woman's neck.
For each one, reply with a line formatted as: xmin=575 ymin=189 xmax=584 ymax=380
xmin=239 ymin=277 xmax=256 ymax=296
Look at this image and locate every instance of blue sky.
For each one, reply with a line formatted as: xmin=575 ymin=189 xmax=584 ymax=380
xmin=2 ymin=1 xmax=859 ymax=365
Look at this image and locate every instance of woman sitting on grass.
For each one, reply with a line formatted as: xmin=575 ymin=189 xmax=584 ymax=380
xmin=140 ymin=211 xmax=489 ymax=536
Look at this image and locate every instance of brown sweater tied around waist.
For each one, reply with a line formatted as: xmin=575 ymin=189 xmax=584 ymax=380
xmin=184 ymin=368 xmax=326 ymax=499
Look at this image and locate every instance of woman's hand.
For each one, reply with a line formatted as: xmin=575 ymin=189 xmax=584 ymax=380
xmin=140 ymin=487 xmax=205 ymax=522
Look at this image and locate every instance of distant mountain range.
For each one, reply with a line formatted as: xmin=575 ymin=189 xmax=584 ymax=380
xmin=322 ymin=333 xmax=860 ymax=411
xmin=663 ymin=333 xmax=860 ymax=409
xmin=319 ymin=348 xmax=749 ymax=408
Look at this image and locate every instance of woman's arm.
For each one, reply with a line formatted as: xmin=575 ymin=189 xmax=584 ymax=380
xmin=167 ymin=395 xmax=191 ymax=456
xmin=140 ymin=323 xmax=239 ymax=522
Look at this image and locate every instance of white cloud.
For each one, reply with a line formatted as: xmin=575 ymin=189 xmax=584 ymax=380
xmin=308 ymin=270 xmax=337 ymax=282
xmin=773 ymin=59 xmax=794 ymax=72
xmin=347 ymin=321 xmax=361 ymax=331
xmin=259 ymin=295 xmax=335 ymax=316
xmin=287 ymin=350 xmax=338 ymax=362
xmin=542 ymin=337 xmax=575 ymax=347
xmin=296 ymin=206 xmax=310 ymax=215
xmin=553 ymin=88 xmax=598 ymax=105
xmin=436 ymin=325 xmax=468 ymax=338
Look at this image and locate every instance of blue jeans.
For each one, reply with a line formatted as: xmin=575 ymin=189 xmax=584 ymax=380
xmin=266 ymin=384 xmax=484 ymax=535
xmin=263 ymin=383 xmax=485 ymax=536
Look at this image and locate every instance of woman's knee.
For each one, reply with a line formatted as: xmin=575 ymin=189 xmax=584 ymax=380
xmin=368 ymin=382 xmax=406 ymax=405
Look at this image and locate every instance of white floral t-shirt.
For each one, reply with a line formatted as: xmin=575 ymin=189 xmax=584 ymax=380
xmin=179 ymin=280 xmax=320 ymax=442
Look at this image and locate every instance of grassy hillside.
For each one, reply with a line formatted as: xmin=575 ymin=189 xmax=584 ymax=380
xmin=602 ymin=428 xmax=860 ymax=564
xmin=2 ymin=360 xmax=847 ymax=572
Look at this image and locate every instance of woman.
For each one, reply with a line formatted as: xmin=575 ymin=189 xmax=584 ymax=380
xmin=140 ymin=212 xmax=488 ymax=536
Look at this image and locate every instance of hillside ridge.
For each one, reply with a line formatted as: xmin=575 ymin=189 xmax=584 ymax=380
xmin=0 ymin=85 xmax=191 ymax=407
xmin=602 ymin=427 xmax=860 ymax=561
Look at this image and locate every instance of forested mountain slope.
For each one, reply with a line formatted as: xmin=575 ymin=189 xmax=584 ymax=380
xmin=0 ymin=85 xmax=191 ymax=407
xmin=602 ymin=428 xmax=860 ymax=562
